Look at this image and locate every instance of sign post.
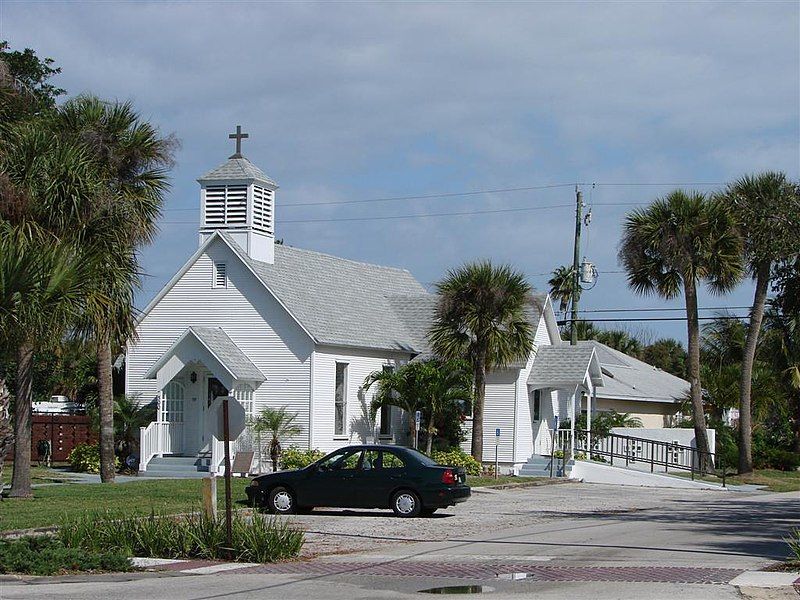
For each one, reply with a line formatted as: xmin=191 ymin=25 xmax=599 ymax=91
xmin=414 ymin=410 xmax=421 ymax=450
xmin=222 ymin=397 xmax=233 ymax=551
xmin=495 ymin=428 xmax=500 ymax=480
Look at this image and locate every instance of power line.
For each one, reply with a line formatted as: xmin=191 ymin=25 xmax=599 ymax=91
xmin=158 ymin=180 xmax=726 ymax=212
xmin=556 ymin=306 xmax=752 ymax=314
xmin=161 ymin=203 xmax=576 ymax=225
xmin=556 ymin=315 xmax=749 ymax=324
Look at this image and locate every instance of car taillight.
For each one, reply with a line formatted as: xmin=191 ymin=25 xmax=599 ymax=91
xmin=441 ymin=469 xmax=456 ymax=485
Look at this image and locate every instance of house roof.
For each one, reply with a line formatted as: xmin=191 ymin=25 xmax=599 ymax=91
xmin=527 ymin=344 xmax=603 ymax=388
xmin=198 ymin=156 xmax=277 ymax=186
xmin=145 ymin=326 xmax=265 ymax=383
xmin=578 ymin=340 xmax=688 ymax=404
xmin=223 ymin=233 xmax=429 ymax=352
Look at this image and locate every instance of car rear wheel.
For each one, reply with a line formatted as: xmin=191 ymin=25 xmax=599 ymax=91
xmin=267 ymin=486 xmax=297 ymax=515
xmin=391 ymin=490 xmax=421 ymax=518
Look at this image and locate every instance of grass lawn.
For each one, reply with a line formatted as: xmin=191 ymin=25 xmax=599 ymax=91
xmin=1 ymin=466 xmax=78 ymax=486
xmin=674 ymin=468 xmax=800 ymax=492
xmin=467 ymin=475 xmax=548 ymax=487
xmin=0 ymin=477 xmax=251 ymax=532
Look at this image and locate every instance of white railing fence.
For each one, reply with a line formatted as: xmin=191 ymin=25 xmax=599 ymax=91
xmin=138 ymin=421 xmax=183 ymax=471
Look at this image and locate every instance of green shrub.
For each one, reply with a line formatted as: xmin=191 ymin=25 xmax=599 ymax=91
xmin=754 ymin=448 xmax=800 ymax=472
xmin=786 ymin=528 xmax=800 ymax=561
xmin=280 ymin=446 xmax=325 ymax=470
xmin=67 ymin=443 xmax=121 ymax=474
xmin=59 ymin=510 xmax=304 ymax=563
xmin=431 ymin=447 xmax=481 ymax=476
xmin=0 ymin=536 xmax=132 ymax=576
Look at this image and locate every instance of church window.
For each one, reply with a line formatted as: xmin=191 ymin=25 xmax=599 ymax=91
xmin=234 ymin=385 xmax=254 ymax=418
xmin=161 ymin=381 xmax=185 ymax=423
xmin=213 ymin=262 xmax=227 ymax=288
xmin=334 ymin=363 xmax=348 ymax=436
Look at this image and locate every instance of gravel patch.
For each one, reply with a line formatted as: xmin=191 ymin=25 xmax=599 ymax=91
xmin=282 ymin=482 xmax=733 ymax=557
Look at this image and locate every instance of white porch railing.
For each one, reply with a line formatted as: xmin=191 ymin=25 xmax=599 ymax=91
xmin=210 ymin=435 xmax=235 ymax=475
xmin=138 ymin=422 xmax=183 ymax=472
xmin=546 ymin=429 xmax=572 ymax=457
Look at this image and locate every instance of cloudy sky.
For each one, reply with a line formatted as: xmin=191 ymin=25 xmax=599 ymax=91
xmin=2 ymin=1 xmax=798 ymax=343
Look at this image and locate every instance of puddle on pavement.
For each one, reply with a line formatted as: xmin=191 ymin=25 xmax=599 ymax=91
xmin=419 ymin=585 xmax=494 ymax=594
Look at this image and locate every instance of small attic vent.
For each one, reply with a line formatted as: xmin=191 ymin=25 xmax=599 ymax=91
xmin=252 ymin=186 xmax=274 ymax=235
xmin=213 ymin=262 xmax=227 ymax=288
xmin=204 ymin=185 xmax=247 ymax=227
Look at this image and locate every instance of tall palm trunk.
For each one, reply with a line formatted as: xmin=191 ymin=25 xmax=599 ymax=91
xmin=0 ymin=377 xmax=14 ymax=500
xmin=684 ymin=281 xmax=711 ymax=472
xmin=97 ymin=336 xmax=116 ymax=483
xmin=471 ymin=351 xmax=486 ymax=462
xmin=738 ymin=263 xmax=770 ymax=474
xmin=426 ymin=412 xmax=435 ymax=455
xmin=9 ymin=342 xmax=34 ymax=498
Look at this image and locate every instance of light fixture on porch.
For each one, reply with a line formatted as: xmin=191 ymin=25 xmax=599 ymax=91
xmin=190 ymin=371 xmax=197 ymax=384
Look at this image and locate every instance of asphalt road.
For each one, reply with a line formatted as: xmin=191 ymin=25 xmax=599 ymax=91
xmin=2 ymin=486 xmax=798 ymax=600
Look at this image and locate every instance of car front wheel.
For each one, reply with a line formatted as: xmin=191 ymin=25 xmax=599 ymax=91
xmin=391 ymin=490 xmax=421 ymax=518
xmin=268 ymin=486 xmax=297 ymax=515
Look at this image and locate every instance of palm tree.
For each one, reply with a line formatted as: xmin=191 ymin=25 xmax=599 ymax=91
xmin=0 ymin=119 xmax=104 ymax=497
xmin=721 ymin=173 xmax=800 ymax=473
xmin=548 ymin=265 xmax=578 ymax=315
xmin=365 ymin=360 xmax=472 ymax=454
xmin=0 ymin=375 xmax=14 ymax=498
xmin=250 ymin=407 xmax=302 ymax=472
xmin=619 ymin=190 xmax=742 ymax=471
xmin=113 ymin=395 xmax=156 ymax=462
xmin=364 ymin=363 xmax=426 ymax=449
xmin=428 ymin=261 xmax=535 ymax=461
xmin=53 ymin=96 xmax=175 ymax=482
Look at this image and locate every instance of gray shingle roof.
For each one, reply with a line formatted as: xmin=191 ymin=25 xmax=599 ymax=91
xmin=527 ymin=344 xmax=601 ymax=387
xmin=145 ymin=326 xmax=265 ymax=383
xmin=223 ymin=234 xmax=428 ymax=352
xmin=198 ymin=156 xmax=277 ymax=186
xmin=189 ymin=327 xmax=266 ymax=382
xmin=578 ymin=340 xmax=688 ymax=403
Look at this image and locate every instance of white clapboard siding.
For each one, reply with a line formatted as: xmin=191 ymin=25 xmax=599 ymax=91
xmin=310 ymin=346 xmax=411 ymax=453
xmin=126 ymin=237 xmax=314 ymax=446
xmin=475 ymin=369 xmax=519 ymax=464
xmin=514 ymin=314 xmax=553 ymax=461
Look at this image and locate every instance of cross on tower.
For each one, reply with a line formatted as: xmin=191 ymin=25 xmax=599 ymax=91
xmin=228 ymin=125 xmax=249 ymax=158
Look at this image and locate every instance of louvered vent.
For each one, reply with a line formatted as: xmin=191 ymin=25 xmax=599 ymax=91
xmin=214 ymin=262 xmax=227 ymax=288
xmin=252 ymin=186 xmax=274 ymax=235
xmin=203 ymin=185 xmax=248 ymax=228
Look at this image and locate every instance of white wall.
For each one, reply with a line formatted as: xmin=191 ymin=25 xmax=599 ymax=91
xmin=127 ymin=238 xmax=314 ymax=447
xmin=310 ymin=345 xmax=411 ymax=453
xmin=611 ymin=427 xmax=716 ymax=454
xmin=514 ymin=315 xmax=553 ymax=462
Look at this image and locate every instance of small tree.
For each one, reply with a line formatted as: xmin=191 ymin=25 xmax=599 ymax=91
xmin=113 ymin=395 xmax=156 ymax=464
xmin=429 ymin=261 xmax=534 ymax=461
xmin=250 ymin=407 xmax=301 ymax=472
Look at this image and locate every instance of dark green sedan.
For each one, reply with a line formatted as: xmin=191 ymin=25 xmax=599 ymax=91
xmin=245 ymin=445 xmax=471 ymax=517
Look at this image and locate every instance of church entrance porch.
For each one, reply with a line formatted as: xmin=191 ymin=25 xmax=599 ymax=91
xmin=138 ymin=326 xmax=264 ymax=474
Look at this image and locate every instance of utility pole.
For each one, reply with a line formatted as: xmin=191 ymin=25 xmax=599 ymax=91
xmin=570 ymin=186 xmax=583 ymax=346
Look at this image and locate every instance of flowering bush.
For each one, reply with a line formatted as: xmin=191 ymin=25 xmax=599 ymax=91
xmin=279 ymin=446 xmax=325 ymax=470
xmin=67 ymin=443 xmax=120 ymax=474
xmin=431 ymin=447 xmax=481 ymax=476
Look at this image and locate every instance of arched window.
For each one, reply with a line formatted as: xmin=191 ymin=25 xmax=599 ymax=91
xmin=161 ymin=381 xmax=185 ymax=423
xmin=234 ymin=385 xmax=254 ymax=418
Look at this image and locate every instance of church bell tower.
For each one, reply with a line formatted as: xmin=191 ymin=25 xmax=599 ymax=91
xmin=198 ymin=126 xmax=277 ymax=264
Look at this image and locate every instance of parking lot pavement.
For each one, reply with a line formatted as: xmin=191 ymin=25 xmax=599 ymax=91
xmin=285 ymin=482 xmax=735 ymax=557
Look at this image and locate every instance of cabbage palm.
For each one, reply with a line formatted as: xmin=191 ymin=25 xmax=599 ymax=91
xmin=250 ymin=407 xmax=301 ymax=472
xmin=548 ymin=265 xmax=578 ymax=315
xmin=721 ymin=173 xmax=800 ymax=473
xmin=53 ymin=96 xmax=174 ymax=482
xmin=619 ymin=191 xmax=743 ymax=471
xmin=0 ymin=119 xmax=104 ymax=497
xmin=428 ymin=261 xmax=534 ymax=461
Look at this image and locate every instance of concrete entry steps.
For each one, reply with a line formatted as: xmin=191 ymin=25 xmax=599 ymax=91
xmin=518 ymin=455 xmax=574 ymax=478
xmin=140 ymin=455 xmax=209 ymax=479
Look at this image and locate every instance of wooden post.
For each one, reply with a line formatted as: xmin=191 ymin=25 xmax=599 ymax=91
xmin=222 ymin=398 xmax=233 ymax=550
xmin=202 ymin=474 xmax=217 ymax=519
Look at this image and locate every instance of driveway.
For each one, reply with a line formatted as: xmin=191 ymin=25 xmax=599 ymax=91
xmin=2 ymin=483 xmax=798 ymax=600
